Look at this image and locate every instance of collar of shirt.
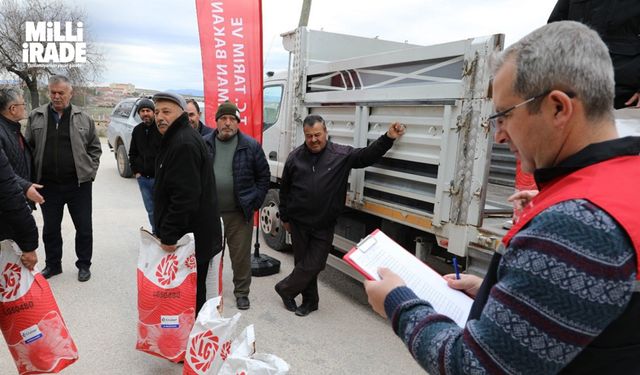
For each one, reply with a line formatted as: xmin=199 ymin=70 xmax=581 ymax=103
xmin=534 ymin=136 xmax=640 ymax=187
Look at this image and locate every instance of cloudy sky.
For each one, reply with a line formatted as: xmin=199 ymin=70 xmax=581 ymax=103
xmin=65 ymin=0 xmax=559 ymax=91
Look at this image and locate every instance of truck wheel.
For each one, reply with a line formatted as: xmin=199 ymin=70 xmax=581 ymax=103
xmin=260 ymin=189 xmax=289 ymax=251
xmin=116 ymin=143 xmax=132 ymax=178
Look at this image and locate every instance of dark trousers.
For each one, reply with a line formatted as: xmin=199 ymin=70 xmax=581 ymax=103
xmin=40 ymin=182 xmax=93 ymax=270
xmin=276 ymin=222 xmax=334 ymax=305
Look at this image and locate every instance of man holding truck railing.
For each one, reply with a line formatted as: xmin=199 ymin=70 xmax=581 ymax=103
xmin=275 ymin=114 xmax=405 ymax=317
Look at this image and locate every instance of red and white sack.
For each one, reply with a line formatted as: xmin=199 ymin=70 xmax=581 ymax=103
xmin=136 ymin=230 xmax=197 ymax=362
xmin=218 ymin=325 xmax=290 ymax=375
xmin=205 ymin=218 xmax=225 ymax=302
xmin=0 ymin=240 xmax=78 ymax=374
xmin=205 ymin=250 xmax=223 ymax=301
xmin=183 ymin=296 xmax=241 ymax=375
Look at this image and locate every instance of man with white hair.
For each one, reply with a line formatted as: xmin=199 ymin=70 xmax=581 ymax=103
xmin=26 ymin=75 xmax=102 ymax=282
xmin=366 ymin=21 xmax=640 ymax=374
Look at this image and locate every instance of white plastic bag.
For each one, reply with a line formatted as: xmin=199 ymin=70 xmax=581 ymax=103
xmin=136 ymin=230 xmax=197 ymax=362
xmin=218 ymin=325 xmax=290 ymax=375
xmin=218 ymin=353 xmax=290 ymax=375
xmin=0 ymin=240 xmax=78 ymax=374
xmin=183 ymin=297 xmax=241 ymax=375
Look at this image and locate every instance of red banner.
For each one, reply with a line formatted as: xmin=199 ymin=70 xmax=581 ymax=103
xmin=195 ymin=0 xmax=263 ymax=143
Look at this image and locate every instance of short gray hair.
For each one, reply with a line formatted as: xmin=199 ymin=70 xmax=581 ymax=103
xmin=493 ymin=21 xmax=614 ymax=122
xmin=48 ymin=74 xmax=73 ymax=89
xmin=0 ymin=87 xmax=23 ymax=112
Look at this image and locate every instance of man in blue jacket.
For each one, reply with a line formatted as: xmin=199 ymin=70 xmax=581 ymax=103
xmin=203 ymin=101 xmax=270 ymax=310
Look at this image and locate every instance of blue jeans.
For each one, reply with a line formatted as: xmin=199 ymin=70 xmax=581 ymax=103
xmin=137 ymin=176 xmax=155 ymax=233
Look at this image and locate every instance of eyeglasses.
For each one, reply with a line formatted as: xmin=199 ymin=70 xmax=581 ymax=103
xmin=484 ymin=91 xmax=550 ymax=129
xmin=11 ymin=103 xmax=26 ymax=109
xmin=484 ymin=90 xmax=576 ymax=129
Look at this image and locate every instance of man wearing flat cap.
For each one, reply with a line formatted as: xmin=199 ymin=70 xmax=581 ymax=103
xmin=128 ymin=97 xmax=161 ymax=233
xmin=203 ymin=101 xmax=269 ymax=310
xmin=151 ymin=91 xmax=222 ymax=313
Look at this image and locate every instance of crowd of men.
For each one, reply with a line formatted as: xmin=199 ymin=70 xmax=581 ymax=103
xmin=0 ymin=5 xmax=639 ymax=373
xmin=0 ymin=74 xmax=402 ymax=315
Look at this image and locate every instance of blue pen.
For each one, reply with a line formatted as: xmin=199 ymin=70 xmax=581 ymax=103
xmin=452 ymin=257 xmax=460 ymax=280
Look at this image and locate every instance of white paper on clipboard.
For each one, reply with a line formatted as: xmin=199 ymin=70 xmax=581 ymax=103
xmin=346 ymin=229 xmax=473 ymax=328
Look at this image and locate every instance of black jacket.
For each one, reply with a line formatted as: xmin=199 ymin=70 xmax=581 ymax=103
xmin=279 ymin=133 xmax=395 ymax=228
xmin=129 ymin=120 xmax=162 ymax=178
xmin=153 ymin=113 xmax=222 ymax=262
xmin=0 ymin=114 xmax=33 ymax=192
xmin=549 ymin=0 xmax=640 ymax=108
xmin=197 ymin=121 xmax=213 ymax=137
xmin=0 ymin=144 xmax=38 ymax=252
xmin=203 ymin=130 xmax=270 ymax=222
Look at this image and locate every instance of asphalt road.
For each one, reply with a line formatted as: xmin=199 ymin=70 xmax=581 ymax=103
xmin=0 ymin=140 xmax=424 ymax=375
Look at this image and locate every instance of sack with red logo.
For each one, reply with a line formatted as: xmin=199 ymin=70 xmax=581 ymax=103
xmin=136 ymin=230 xmax=197 ymax=362
xmin=205 ymin=250 xmax=223 ymax=302
xmin=218 ymin=325 xmax=290 ymax=375
xmin=0 ymin=239 xmax=78 ymax=374
xmin=183 ymin=296 xmax=241 ymax=375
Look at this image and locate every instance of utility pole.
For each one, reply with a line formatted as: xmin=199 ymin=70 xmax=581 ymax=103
xmin=298 ymin=0 xmax=312 ymax=27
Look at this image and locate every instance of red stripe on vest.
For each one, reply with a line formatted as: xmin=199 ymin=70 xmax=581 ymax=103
xmin=502 ymin=156 xmax=640 ymax=279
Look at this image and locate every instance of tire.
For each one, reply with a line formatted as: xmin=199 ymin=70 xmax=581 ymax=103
xmin=116 ymin=143 xmax=133 ymax=178
xmin=260 ymin=189 xmax=289 ymax=251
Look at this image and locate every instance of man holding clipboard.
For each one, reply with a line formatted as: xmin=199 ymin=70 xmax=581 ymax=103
xmin=366 ymin=21 xmax=640 ymax=375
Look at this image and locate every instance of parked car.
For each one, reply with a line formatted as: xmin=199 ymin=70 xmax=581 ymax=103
xmin=106 ymin=97 xmax=205 ymax=178
xmin=106 ymin=98 xmax=144 ymax=178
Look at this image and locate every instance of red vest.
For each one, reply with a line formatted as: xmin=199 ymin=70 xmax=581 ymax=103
xmin=502 ymin=156 xmax=640 ymax=279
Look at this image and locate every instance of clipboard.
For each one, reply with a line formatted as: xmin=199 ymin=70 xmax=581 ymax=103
xmin=343 ymin=229 xmax=473 ymax=328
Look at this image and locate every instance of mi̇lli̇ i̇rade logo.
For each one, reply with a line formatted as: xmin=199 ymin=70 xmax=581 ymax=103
xmin=22 ymin=21 xmax=86 ymax=67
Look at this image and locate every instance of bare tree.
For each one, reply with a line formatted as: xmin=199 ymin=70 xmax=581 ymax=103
xmin=298 ymin=0 xmax=312 ymax=27
xmin=0 ymin=0 xmax=103 ymax=107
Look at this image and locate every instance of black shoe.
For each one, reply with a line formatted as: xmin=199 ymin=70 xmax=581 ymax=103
xmin=274 ymin=284 xmax=297 ymax=312
xmin=78 ymin=268 xmax=91 ymax=282
xmin=236 ymin=296 xmax=250 ymax=310
xmin=295 ymin=302 xmax=318 ymax=317
xmin=41 ymin=266 xmax=62 ymax=279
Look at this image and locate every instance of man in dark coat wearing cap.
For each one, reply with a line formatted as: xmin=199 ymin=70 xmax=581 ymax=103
xmin=129 ymin=98 xmax=162 ymax=233
xmin=151 ymin=92 xmax=222 ymax=313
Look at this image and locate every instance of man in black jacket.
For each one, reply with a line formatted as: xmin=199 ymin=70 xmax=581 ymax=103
xmin=203 ymin=101 xmax=270 ymax=310
xmin=548 ymin=0 xmax=640 ymax=109
xmin=152 ymin=92 xmax=222 ymax=313
xmin=186 ymin=99 xmax=213 ymax=137
xmin=128 ymin=98 xmax=161 ymax=233
xmin=0 ymin=87 xmax=43 ymax=206
xmin=274 ymin=114 xmax=405 ymax=316
xmin=0 ymin=142 xmax=38 ymax=270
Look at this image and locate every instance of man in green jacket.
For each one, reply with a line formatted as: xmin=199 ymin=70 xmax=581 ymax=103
xmin=25 ymin=75 xmax=102 ymax=282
